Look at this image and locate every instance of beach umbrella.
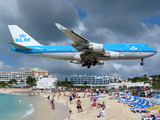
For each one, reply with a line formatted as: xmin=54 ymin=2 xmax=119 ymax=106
xmin=145 ymin=106 xmax=160 ymax=111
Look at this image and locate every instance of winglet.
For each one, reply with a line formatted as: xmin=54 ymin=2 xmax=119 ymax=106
xmin=55 ymin=23 xmax=67 ymax=30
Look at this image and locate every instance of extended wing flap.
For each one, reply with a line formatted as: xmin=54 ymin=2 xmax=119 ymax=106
xmin=55 ymin=23 xmax=89 ymax=43
xmin=7 ymin=41 xmax=33 ymax=50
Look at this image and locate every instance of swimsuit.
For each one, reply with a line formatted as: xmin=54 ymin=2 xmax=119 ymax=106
xmin=77 ymin=104 xmax=81 ymax=108
xmin=68 ymin=113 xmax=71 ymax=117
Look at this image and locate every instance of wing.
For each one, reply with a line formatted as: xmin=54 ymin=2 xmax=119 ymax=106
xmin=55 ymin=23 xmax=91 ymax=52
xmin=55 ymin=23 xmax=107 ymax=63
xmin=55 ymin=23 xmax=89 ymax=43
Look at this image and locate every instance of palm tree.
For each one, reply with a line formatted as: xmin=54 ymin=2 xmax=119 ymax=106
xmin=26 ymin=76 xmax=37 ymax=87
xmin=20 ymin=80 xmax=24 ymax=85
xmin=0 ymin=81 xmax=7 ymax=87
xmin=11 ymin=79 xmax=18 ymax=85
xmin=83 ymin=81 xmax=88 ymax=85
xmin=8 ymin=80 xmax=13 ymax=86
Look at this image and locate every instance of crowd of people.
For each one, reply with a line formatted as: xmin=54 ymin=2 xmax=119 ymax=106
xmin=46 ymin=88 xmax=107 ymax=119
xmin=45 ymin=87 xmax=157 ymax=120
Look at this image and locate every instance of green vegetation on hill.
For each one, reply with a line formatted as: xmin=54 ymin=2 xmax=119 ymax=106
xmin=127 ymin=74 xmax=160 ymax=88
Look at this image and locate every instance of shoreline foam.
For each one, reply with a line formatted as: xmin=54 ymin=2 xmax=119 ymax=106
xmin=22 ymin=94 xmax=68 ymax=120
xmin=22 ymin=104 xmax=34 ymax=118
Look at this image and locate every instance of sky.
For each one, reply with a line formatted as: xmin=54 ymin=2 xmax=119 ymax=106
xmin=0 ymin=0 xmax=160 ymax=80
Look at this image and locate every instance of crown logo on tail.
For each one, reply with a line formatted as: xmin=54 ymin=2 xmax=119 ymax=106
xmin=19 ymin=33 xmax=26 ymax=38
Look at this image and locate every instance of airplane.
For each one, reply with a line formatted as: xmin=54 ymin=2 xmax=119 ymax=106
xmin=7 ymin=23 xmax=157 ymax=68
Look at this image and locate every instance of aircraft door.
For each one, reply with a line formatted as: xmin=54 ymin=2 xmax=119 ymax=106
xmin=139 ymin=49 xmax=142 ymax=53
xmin=119 ymin=48 xmax=125 ymax=58
xmin=40 ymin=49 xmax=43 ymax=53
xmin=72 ymin=48 xmax=75 ymax=52
xmin=119 ymin=48 xmax=123 ymax=53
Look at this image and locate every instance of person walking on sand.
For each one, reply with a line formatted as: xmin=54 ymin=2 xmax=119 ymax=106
xmin=50 ymin=99 xmax=55 ymax=109
xmin=66 ymin=101 xmax=68 ymax=108
xmin=76 ymin=99 xmax=83 ymax=113
xmin=69 ymin=94 xmax=72 ymax=104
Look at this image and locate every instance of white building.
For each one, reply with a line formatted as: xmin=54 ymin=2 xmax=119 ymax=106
xmin=109 ymin=81 xmax=151 ymax=89
xmin=69 ymin=74 xmax=117 ymax=85
xmin=36 ymin=75 xmax=57 ymax=89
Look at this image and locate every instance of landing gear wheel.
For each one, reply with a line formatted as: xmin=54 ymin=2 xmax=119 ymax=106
xmin=140 ymin=62 xmax=144 ymax=65
xmin=140 ymin=59 xmax=144 ymax=65
xmin=87 ymin=66 xmax=90 ymax=68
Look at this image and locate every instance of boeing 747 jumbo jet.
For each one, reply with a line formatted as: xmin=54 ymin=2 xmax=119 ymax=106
xmin=7 ymin=23 xmax=157 ymax=68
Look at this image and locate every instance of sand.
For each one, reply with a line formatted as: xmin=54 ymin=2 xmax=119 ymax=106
xmin=0 ymin=89 xmax=144 ymax=120
xmin=0 ymin=88 xmax=31 ymax=93
xmin=23 ymin=94 xmax=67 ymax=120
xmin=58 ymin=92 xmax=142 ymax=120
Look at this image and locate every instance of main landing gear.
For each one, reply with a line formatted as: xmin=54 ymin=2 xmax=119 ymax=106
xmin=82 ymin=60 xmax=97 ymax=68
xmin=140 ymin=59 xmax=144 ymax=65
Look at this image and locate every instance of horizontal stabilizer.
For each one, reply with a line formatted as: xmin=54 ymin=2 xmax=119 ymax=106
xmin=7 ymin=41 xmax=33 ymax=50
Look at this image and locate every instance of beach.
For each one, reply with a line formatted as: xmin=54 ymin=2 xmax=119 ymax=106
xmin=23 ymin=96 xmax=67 ymax=120
xmin=22 ymin=92 xmax=142 ymax=120
xmin=0 ymin=89 xmax=143 ymax=120
xmin=0 ymin=88 xmax=31 ymax=93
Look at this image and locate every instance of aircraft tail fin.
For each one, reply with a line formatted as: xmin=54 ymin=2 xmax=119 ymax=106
xmin=8 ymin=25 xmax=41 ymax=46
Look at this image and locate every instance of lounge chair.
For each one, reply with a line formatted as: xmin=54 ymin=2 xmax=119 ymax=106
xmin=138 ymin=101 xmax=150 ymax=108
xmin=129 ymin=98 xmax=142 ymax=106
xmin=132 ymin=99 xmax=146 ymax=107
xmin=118 ymin=93 xmax=128 ymax=100
xmin=109 ymin=94 xmax=119 ymax=100
xmin=118 ymin=96 xmax=131 ymax=103
xmin=124 ymin=96 xmax=138 ymax=104
xmin=119 ymin=96 xmax=132 ymax=103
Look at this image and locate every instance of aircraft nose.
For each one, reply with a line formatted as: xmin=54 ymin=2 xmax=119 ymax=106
xmin=151 ymin=50 xmax=157 ymax=56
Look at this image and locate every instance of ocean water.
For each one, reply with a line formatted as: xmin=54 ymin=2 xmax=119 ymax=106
xmin=0 ymin=93 xmax=39 ymax=120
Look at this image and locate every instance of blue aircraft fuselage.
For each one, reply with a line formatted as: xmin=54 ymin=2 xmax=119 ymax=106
xmin=12 ymin=43 xmax=157 ymax=54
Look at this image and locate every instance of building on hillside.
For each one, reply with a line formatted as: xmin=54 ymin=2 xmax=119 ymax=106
xmin=1 ymin=68 xmax=33 ymax=78
xmin=0 ymin=68 xmax=49 ymax=85
xmin=32 ymin=68 xmax=48 ymax=77
xmin=69 ymin=74 xmax=117 ymax=85
xmin=36 ymin=75 xmax=57 ymax=89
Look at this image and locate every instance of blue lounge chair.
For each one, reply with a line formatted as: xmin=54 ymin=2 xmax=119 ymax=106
xmin=120 ymin=96 xmax=132 ymax=103
xmin=132 ymin=99 xmax=146 ymax=107
xmin=109 ymin=94 xmax=119 ymax=100
xmin=129 ymin=98 xmax=142 ymax=106
xmin=118 ymin=95 xmax=131 ymax=103
xmin=138 ymin=101 xmax=150 ymax=108
xmin=130 ymin=104 xmax=155 ymax=113
xmin=125 ymin=96 xmax=138 ymax=104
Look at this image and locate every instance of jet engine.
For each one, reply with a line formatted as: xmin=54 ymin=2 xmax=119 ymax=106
xmin=96 ymin=61 xmax=104 ymax=65
xmin=70 ymin=60 xmax=82 ymax=64
xmin=88 ymin=44 xmax=104 ymax=52
xmin=104 ymin=52 xmax=120 ymax=59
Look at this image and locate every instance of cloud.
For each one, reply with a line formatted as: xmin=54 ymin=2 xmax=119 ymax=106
xmin=0 ymin=61 xmax=14 ymax=73
xmin=0 ymin=0 xmax=160 ymax=80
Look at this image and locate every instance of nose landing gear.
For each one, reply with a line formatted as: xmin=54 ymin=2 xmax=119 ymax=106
xmin=140 ymin=59 xmax=144 ymax=65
